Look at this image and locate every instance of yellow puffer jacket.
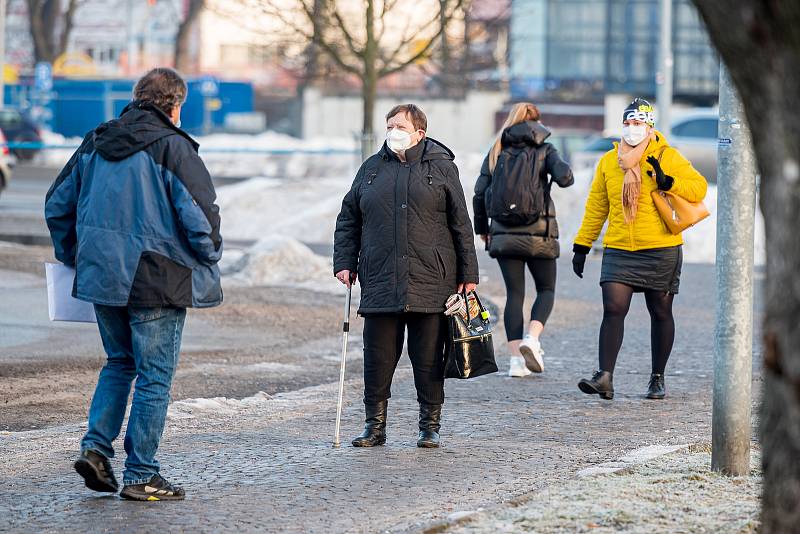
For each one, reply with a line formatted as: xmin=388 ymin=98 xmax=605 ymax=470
xmin=574 ymin=131 xmax=708 ymax=251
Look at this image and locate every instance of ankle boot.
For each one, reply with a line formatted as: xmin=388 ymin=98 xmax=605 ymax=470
xmin=646 ymin=373 xmax=666 ymax=399
xmin=578 ymin=370 xmax=614 ymax=400
xmin=417 ymin=403 xmax=442 ymax=448
xmin=352 ymin=400 xmax=387 ymax=447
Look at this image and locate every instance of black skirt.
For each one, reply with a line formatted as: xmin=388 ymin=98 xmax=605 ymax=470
xmin=600 ymin=246 xmax=683 ymax=294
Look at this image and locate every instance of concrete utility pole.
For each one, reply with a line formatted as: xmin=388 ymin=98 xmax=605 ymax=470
xmin=711 ymin=64 xmax=757 ymax=476
xmin=656 ymin=0 xmax=673 ymax=134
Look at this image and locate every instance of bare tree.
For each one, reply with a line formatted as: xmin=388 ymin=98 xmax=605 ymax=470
xmin=26 ymin=0 xmax=81 ymax=64
xmin=174 ymin=0 xmax=205 ymax=73
xmin=231 ymin=0 xmax=464 ymax=158
xmin=689 ymin=1 xmax=800 ymax=531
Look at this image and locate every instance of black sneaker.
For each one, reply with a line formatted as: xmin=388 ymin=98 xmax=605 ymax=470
xmin=120 ymin=475 xmax=186 ymax=501
xmin=74 ymin=450 xmax=119 ymax=493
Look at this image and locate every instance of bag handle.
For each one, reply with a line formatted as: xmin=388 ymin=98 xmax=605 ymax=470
xmin=462 ymin=289 xmax=489 ymax=322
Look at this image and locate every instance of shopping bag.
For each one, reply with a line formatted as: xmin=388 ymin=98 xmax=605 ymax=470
xmin=45 ymin=263 xmax=96 ymax=323
xmin=444 ymin=290 xmax=497 ymax=379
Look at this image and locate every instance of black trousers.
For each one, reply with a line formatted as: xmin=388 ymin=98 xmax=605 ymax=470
xmin=496 ymin=257 xmax=557 ymax=341
xmin=362 ymin=313 xmax=448 ymax=406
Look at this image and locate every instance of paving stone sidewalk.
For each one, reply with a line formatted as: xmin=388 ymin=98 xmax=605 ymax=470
xmin=0 ymin=259 xmax=763 ymax=533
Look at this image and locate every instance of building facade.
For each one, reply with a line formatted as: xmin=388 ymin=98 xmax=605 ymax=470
xmin=509 ymin=0 xmax=718 ymax=104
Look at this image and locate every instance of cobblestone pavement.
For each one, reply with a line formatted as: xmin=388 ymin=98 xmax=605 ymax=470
xmin=0 ymin=256 xmax=764 ymax=533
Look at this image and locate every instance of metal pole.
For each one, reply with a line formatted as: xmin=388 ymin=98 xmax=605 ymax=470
xmin=0 ymin=0 xmax=6 ymax=106
xmin=656 ymin=0 xmax=673 ymax=135
xmin=711 ymin=64 xmax=756 ymax=476
xmin=333 ymin=284 xmax=352 ymax=448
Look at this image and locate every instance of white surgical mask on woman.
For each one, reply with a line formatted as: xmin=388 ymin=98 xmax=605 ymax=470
xmin=387 ymin=128 xmax=413 ymax=152
xmin=622 ymin=124 xmax=649 ymax=146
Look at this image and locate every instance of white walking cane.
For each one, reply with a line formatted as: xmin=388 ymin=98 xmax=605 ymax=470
xmin=333 ymin=281 xmax=352 ymax=448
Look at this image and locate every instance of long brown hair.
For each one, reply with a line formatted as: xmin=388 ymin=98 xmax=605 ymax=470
xmin=489 ymin=102 xmax=540 ymax=173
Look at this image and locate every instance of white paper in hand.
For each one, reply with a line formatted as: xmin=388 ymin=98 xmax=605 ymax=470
xmin=45 ymin=262 xmax=96 ymax=323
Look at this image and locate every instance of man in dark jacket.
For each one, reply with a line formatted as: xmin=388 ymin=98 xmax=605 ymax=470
xmin=45 ymin=68 xmax=222 ymax=501
xmin=333 ymin=104 xmax=479 ymax=449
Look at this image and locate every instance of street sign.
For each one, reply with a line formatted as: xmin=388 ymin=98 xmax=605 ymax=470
xmin=199 ymin=76 xmax=219 ymax=97
xmin=34 ymin=62 xmax=53 ymax=93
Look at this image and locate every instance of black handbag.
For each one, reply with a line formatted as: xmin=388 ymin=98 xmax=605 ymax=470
xmin=444 ymin=290 xmax=498 ymax=379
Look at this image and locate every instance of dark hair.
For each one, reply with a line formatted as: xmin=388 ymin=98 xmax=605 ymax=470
xmin=133 ymin=68 xmax=187 ymax=115
xmin=386 ymin=104 xmax=427 ymax=132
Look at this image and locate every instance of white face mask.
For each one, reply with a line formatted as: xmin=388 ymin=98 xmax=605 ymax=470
xmin=386 ymin=128 xmax=414 ymax=152
xmin=622 ymin=124 xmax=649 ymax=146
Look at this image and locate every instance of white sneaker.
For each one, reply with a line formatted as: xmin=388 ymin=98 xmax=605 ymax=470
xmin=508 ymin=356 xmax=532 ymax=377
xmin=519 ymin=336 xmax=544 ymax=373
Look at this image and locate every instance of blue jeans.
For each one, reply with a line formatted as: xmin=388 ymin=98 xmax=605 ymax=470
xmin=81 ymin=304 xmax=186 ymax=485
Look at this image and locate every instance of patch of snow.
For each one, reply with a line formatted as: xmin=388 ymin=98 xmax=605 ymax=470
xmin=222 ymin=235 xmax=340 ymax=292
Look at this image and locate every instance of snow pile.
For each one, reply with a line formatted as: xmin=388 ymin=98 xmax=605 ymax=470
xmin=217 ymin=175 xmax=350 ymax=244
xmin=34 ymin=130 xmax=83 ymax=168
xmin=223 ymin=235 xmax=340 ymax=292
xmin=167 ymin=391 xmax=273 ymax=420
xmin=198 ymin=131 xmax=357 ymax=178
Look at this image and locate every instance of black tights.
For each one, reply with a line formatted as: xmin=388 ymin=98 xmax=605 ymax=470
xmin=599 ymin=282 xmax=675 ymax=375
xmin=497 ymin=257 xmax=556 ymax=341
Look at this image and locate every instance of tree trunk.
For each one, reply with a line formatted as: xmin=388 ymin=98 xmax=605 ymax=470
xmin=174 ymin=0 xmax=204 ymax=73
xmin=690 ymin=1 xmax=800 ymax=531
xmin=360 ymin=0 xmax=378 ymax=161
xmin=26 ymin=0 xmax=78 ymax=64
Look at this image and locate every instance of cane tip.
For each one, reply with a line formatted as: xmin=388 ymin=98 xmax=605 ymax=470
xmin=332 ymin=442 xmax=340 ymax=449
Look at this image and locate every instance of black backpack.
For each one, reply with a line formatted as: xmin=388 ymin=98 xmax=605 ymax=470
xmin=485 ymin=144 xmax=549 ymax=226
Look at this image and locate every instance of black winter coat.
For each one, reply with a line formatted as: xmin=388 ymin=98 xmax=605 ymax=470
xmin=334 ymin=138 xmax=479 ymax=314
xmin=473 ymin=121 xmax=574 ymax=259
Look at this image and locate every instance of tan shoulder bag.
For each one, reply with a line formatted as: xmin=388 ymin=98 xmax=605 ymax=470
xmin=650 ymin=147 xmax=710 ymax=235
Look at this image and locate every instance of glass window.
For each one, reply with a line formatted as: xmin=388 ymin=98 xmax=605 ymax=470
xmin=672 ymin=118 xmax=718 ymax=139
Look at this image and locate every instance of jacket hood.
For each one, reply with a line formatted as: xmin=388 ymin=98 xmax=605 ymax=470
xmin=93 ymin=101 xmax=198 ymax=161
xmin=379 ymin=136 xmax=455 ymax=162
xmin=501 ymin=120 xmax=551 ymax=148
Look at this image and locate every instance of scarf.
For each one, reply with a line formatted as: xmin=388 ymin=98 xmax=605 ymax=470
xmin=617 ymin=131 xmax=656 ymax=224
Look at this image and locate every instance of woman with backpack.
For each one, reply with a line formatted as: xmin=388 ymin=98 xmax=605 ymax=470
xmin=572 ymin=98 xmax=708 ymax=400
xmin=473 ymin=103 xmax=574 ymax=377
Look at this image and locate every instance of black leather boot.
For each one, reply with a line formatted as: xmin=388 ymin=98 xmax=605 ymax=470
xmin=417 ymin=403 xmax=442 ymax=448
xmin=646 ymin=373 xmax=666 ymax=399
xmin=578 ymin=370 xmax=614 ymax=400
xmin=352 ymin=400 xmax=387 ymax=447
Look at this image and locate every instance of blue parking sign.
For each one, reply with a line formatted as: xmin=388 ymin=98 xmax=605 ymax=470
xmin=35 ymin=62 xmax=53 ymax=93
xmin=199 ymin=76 xmax=219 ymax=97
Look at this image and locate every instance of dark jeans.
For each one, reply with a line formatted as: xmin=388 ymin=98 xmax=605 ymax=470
xmin=80 ymin=304 xmax=186 ymax=485
xmin=496 ymin=257 xmax=557 ymax=341
xmin=362 ymin=313 xmax=448 ymax=406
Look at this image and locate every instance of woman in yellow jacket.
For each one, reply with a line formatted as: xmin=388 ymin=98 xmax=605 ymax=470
xmin=572 ymin=98 xmax=707 ymax=400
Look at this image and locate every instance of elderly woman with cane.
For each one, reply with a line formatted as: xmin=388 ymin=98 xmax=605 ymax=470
xmin=333 ymin=104 xmax=479 ymax=448
xmin=572 ymin=98 xmax=707 ymax=400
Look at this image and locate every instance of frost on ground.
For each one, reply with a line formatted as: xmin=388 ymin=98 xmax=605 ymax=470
xmin=447 ymin=445 xmax=761 ymax=534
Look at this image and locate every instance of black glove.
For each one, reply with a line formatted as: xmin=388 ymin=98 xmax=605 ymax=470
xmin=572 ymin=244 xmax=590 ymax=279
xmin=646 ymin=155 xmax=674 ymax=191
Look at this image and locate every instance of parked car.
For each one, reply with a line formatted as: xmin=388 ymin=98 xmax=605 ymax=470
xmin=0 ymin=128 xmax=14 ymax=198
xmin=0 ymin=108 xmax=43 ymax=161
xmin=546 ymin=129 xmax=595 ymax=165
xmin=670 ymin=110 xmax=718 ymax=183
xmin=570 ymin=136 xmax=618 ymax=175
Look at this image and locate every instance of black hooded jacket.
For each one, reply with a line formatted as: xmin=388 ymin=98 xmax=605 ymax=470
xmin=473 ymin=120 xmax=574 ymax=259
xmin=333 ymin=137 xmax=479 ymax=314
